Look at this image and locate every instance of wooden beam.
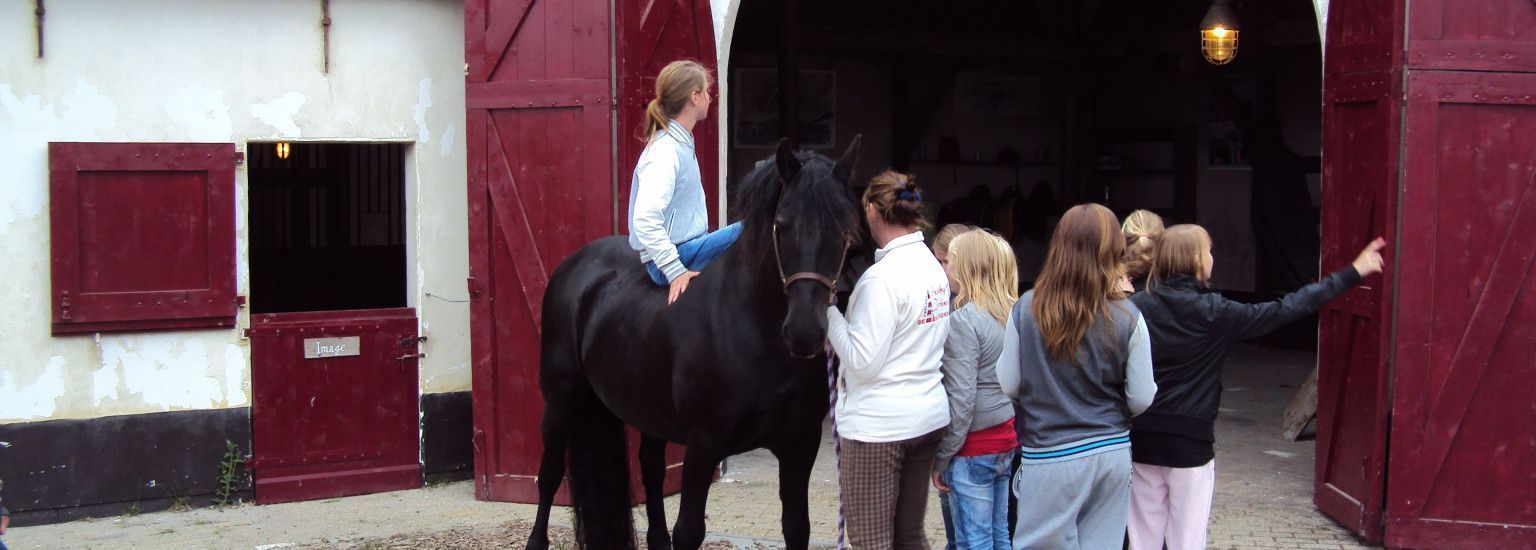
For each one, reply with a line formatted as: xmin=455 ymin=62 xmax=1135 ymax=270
xmin=1282 ymin=366 xmax=1319 ymax=441
xmin=793 ymin=26 xmax=1067 ymax=60
xmin=779 ymin=0 xmax=800 ymax=147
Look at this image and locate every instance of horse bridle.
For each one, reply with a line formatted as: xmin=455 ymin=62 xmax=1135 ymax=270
xmin=772 ymin=223 xmax=848 ymax=294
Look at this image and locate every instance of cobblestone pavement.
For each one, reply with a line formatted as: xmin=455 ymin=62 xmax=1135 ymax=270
xmin=7 ymin=344 xmax=1376 ymax=549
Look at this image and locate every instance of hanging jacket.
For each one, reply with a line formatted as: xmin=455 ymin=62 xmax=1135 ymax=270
xmin=1128 ymin=267 xmax=1362 ymax=467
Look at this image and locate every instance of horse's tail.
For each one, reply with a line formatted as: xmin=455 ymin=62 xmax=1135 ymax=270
xmin=566 ymin=397 xmax=637 ymax=549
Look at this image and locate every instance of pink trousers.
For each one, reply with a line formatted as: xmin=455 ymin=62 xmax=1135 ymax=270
xmin=1127 ymin=460 xmax=1216 ymax=550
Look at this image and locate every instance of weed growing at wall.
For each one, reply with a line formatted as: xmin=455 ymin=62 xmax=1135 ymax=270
xmin=214 ymin=440 xmax=246 ymax=509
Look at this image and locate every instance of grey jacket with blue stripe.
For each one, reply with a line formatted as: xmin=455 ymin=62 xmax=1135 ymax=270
xmin=998 ymin=291 xmax=1157 ymax=463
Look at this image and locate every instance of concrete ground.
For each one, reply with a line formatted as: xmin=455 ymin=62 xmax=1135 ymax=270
xmin=5 ymin=344 xmax=1373 ymax=549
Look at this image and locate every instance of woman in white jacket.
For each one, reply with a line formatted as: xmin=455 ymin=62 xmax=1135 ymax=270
xmin=827 ymin=171 xmax=951 ymax=549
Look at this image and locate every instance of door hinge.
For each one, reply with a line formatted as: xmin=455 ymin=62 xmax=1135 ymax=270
xmin=467 ymin=276 xmax=481 ymax=298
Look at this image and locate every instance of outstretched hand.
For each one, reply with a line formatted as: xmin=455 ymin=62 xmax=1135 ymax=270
xmin=1352 ymin=237 xmax=1387 ymax=277
xmin=668 ymin=271 xmax=700 ymax=305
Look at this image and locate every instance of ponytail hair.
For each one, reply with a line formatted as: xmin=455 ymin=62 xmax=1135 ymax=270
xmin=1121 ymin=209 xmax=1165 ymax=280
xmin=639 ymin=60 xmax=714 ymax=142
xmin=862 ymin=171 xmax=928 ymax=229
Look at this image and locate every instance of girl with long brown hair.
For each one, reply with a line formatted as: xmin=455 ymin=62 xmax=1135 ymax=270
xmin=1126 ymin=226 xmax=1384 ymax=550
xmin=996 ymin=203 xmax=1157 ymax=549
xmin=627 ymin=60 xmax=734 ymax=304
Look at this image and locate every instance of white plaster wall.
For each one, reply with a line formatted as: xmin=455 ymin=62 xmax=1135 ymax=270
xmin=0 ymin=0 xmax=470 ymax=423
xmin=712 ymin=0 xmax=735 ymax=220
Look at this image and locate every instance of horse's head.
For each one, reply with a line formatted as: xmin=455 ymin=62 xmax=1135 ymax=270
xmin=734 ymin=137 xmax=863 ymax=359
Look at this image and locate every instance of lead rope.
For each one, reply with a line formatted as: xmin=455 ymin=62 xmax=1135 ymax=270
xmin=826 ymin=348 xmax=846 ymax=549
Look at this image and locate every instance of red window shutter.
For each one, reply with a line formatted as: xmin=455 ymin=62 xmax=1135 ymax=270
xmin=49 ymin=142 xmax=239 ymax=335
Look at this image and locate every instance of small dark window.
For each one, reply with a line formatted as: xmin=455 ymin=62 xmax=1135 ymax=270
xmin=48 ymin=142 xmax=240 ymax=335
xmin=248 ymin=143 xmax=407 ymax=314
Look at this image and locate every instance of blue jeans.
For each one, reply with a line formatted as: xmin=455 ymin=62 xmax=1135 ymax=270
xmin=645 ymin=222 xmax=742 ymax=285
xmin=942 ymin=451 xmax=1016 ymax=550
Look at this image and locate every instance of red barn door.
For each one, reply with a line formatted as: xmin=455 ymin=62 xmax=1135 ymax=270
xmin=1383 ymin=1 xmax=1536 ymax=547
xmin=616 ymin=0 xmax=720 ymax=226
xmin=1315 ymin=0 xmax=1403 ymax=541
xmin=1320 ymin=1 xmax=1536 ymax=546
xmin=466 ymin=0 xmax=717 ymax=503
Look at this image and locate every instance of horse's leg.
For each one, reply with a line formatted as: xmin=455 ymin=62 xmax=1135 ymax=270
xmin=640 ymin=434 xmax=674 ymax=550
xmin=526 ymin=397 xmax=574 ymax=550
xmin=670 ymin=442 xmax=723 ymax=550
xmin=773 ymin=435 xmax=822 ymax=550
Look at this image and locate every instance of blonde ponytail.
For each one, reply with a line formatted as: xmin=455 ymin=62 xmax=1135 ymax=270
xmin=638 ymin=60 xmax=714 ymax=142
xmin=643 ymin=98 xmax=671 ymax=143
xmin=1121 ymin=209 xmax=1165 ymax=280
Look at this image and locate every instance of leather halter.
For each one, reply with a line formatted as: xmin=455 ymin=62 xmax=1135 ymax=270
xmin=772 ymin=223 xmax=847 ymax=294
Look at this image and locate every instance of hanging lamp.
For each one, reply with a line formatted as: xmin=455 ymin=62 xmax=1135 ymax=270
xmin=1200 ymin=0 xmax=1239 ymax=65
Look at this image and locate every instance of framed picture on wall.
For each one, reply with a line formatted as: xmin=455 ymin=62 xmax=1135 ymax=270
xmin=952 ymin=73 xmax=1040 ymax=115
xmin=732 ymin=68 xmax=837 ymax=149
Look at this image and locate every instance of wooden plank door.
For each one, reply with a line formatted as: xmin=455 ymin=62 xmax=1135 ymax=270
xmin=246 ymin=308 xmax=422 ymax=504
xmin=1383 ymin=2 xmax=1536 ymax=546
xmin=1314 ymin=0 xmax=1404 ymax=541
xmin=467 ymin=0 xmax=717 ymax=504
xmin=465 ymin=0 xmax=616 ymax=503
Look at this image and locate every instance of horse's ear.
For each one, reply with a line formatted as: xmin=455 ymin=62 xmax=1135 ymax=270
xmin=834 ymin=134 xmax=862 ymax=185
xmin=775 ymin=138 xmax=801 ymax=187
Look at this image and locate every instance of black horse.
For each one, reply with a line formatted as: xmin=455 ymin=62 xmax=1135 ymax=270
xmin=526 ymin=138 xmax=865 ymax=550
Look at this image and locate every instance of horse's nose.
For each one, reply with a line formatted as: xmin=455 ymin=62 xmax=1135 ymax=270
xmin=781 ymin=311 xmax=827 ymax=359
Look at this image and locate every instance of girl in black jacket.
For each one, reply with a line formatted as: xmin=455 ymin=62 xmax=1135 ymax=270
xmin=1125 ymin=224 xmax=1385 ymax=550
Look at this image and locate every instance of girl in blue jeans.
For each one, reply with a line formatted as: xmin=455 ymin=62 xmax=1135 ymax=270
xmin=932 ymin=231 xmax=1020 ymax=549
xmin=627 ymin=60 xmax=740 ymax=303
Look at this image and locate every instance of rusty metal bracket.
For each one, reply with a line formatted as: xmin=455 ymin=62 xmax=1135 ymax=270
xmin=34 ymin=0 xmax=45 ymax=58
xmin=321 ymin=0 xmax=332 ymax=73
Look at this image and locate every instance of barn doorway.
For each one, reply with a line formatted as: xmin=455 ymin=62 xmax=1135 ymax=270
xmin=724 ymin=0 xmax=1324 ymax=331
xmin=720 ymin=0 xmax=1343 ymax=537
xmin=244 ymin=142 xmax=423 ymax=504
xmin=248 ymin=142 xmax=408 ymax=313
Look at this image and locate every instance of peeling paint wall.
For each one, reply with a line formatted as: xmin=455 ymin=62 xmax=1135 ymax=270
xmin=0 ymin=0 xmax=470 ymax=423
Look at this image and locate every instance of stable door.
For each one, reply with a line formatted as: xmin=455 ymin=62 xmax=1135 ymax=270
xmin=245 ymin=143 xmax=422 ymax=504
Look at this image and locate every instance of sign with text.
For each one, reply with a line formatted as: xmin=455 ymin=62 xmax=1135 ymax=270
xmin=304 ymin=336 xmax=360 ymax=359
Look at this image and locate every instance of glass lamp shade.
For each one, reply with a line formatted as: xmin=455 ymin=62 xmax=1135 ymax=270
xmin=1201 ymin=26 xmax=1238 ymax=65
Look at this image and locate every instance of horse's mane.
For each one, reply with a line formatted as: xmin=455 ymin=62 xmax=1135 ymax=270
xmin=729 ymin=151 xmax=863 ymax=273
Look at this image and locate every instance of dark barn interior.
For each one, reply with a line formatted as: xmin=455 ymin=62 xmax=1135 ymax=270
xmin=247 ymin=142 xmax=408 ymax=314
xmin=726 ymin=0 xmax=1324 ymax=312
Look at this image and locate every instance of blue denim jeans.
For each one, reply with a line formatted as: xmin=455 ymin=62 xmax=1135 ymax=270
xmin=645 ymin=222 xmax=742 ymax=285
xmin=941 ymin=451 xmax=1016 ymax=550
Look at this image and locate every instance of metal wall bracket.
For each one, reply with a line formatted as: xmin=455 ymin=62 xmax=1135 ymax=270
xmin=34 ymin=0 xmax=45 ymax=59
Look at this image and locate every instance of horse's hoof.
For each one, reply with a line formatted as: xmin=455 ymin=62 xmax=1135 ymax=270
xmin=526 ymin=533 xmax=550 ymax=550
xmin=647 ymin=532 xmax=674 ymax=550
